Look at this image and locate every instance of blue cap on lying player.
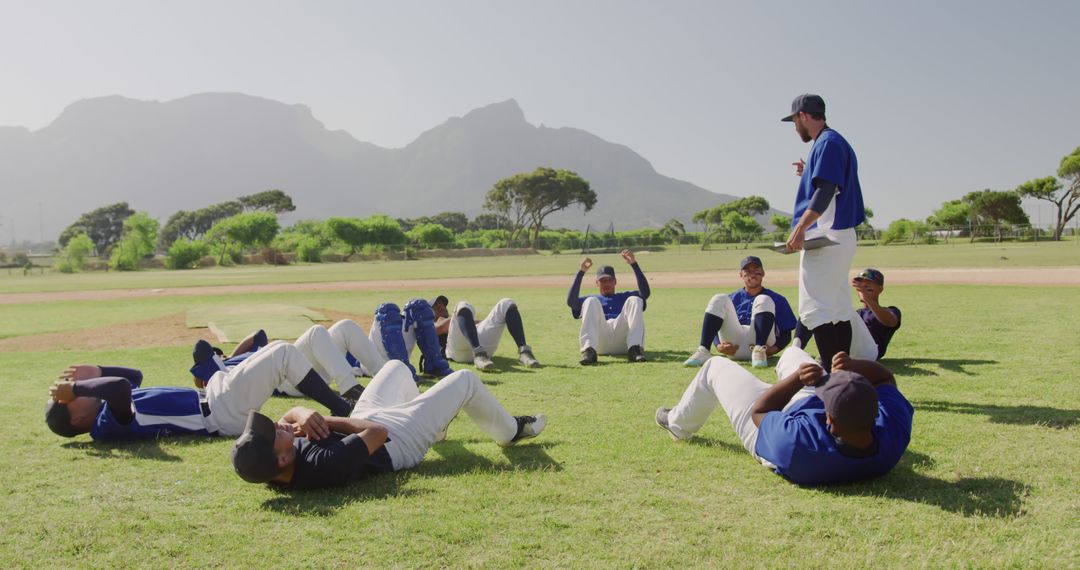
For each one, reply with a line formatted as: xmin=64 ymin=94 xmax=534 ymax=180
xmin=739 ymin=256 xmax=763 ymax=270
xmin=231 ymin=410 xmax=279 ymax=483
xmin=596 ymin=265 xmax=615 ymax=279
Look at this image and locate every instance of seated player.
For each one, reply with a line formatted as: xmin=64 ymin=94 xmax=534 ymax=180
xmin=44 ymin=342 xmax=353 ymax=441
xmin=567 ymin=249 xmax=651 ymax=365
xmin=230 ymin=361 xmax=547 ymax=489
xmin=655 ymin=347 xmax=913 ymax=486
xmin=432 ymin=295 xmax=540 ymax=371
xmin=793 ymin=268 xmax=902 ymax=361
xmin=683 ymin=255 xmax=797 ymax=369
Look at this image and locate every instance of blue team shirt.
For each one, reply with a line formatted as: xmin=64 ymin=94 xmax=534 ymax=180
xmin=728 ymin=288 xmax=797 ymax=332
xmin=791 ymin=129 xmax=865 ymax=230
xmin=90 ymin=387 xmax=212 ymax=441
xmin=859 ymin=306 xmax=902 ymax=359
xmin=754 ymin=385 xmax=913 ymax=486
xmin=579 ymin=291 xmax=645 ymax=320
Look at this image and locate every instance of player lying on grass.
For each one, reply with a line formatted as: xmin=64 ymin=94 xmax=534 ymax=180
xmin=683 ymin=255 xmax=797 ymax=369
xmin=428 ymin=295 xmax=540 ymax=371
xmin=231 ymin=361 xmax=547 ymax=489
xmin=45 ymin=342 xmax=353 ymax=440
xmin=567 ymin=249 xmax=651 ymax=365
xmin=794 ymin=268 xmax=902 ymax=361
xmin=191 ymin=320 xmax=391 ymax=407
xmin=656 ymin=347 xmax=912 ymax=486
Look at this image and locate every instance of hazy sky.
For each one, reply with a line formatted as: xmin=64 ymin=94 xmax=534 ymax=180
xmin=1 ymin=0 xmax=1078 ymax=239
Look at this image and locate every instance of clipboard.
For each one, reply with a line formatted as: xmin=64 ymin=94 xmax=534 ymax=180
xmin=770 ymin=236 xmax=839 ymax=254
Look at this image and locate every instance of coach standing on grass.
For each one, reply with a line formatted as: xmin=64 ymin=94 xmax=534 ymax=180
xmin=782 ymin=94 xmax=865 ymax=371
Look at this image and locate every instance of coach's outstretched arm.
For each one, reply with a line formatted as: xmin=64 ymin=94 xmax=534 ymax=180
xmin=567 ymin=257 xmax=591 ymax=319
xmin=621 ymin=249 xmax=650 ymax=299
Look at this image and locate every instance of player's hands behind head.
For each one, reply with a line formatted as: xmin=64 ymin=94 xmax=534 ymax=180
xmin=579 ymin=257 xmax=593 ymax=272
xmin=797 ymin=362 xmax=825 ymax=387
xmin=60 ymin=365 xmax=102 ymax=382
xmin=49 ymin=381 xmax=76 ymax=404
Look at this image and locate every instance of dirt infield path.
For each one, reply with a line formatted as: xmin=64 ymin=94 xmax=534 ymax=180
xmin=0 ymin=267 xmax=1076 ymax=306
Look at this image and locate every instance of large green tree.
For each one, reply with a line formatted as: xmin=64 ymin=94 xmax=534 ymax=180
xmin=237 ymin=189 xmax=296 ymax=213
xmin=484 ymin=167 xmax=597 ymax=246
xmin=58 ymin=202 xmax=135 ymax=255
xmin=110 ymin=212 xmax=160 ymax=271
xmin=927 ymin=199 xmax=971 ymax=227
xmin=206 ymin=212 xmax=280 ymax=265
xmin=693 ymin=195 xmax=771 ymax=248
xmin=1015 ymin=146 xmax=1080 ymax=240
xmin=963 ymin=189 xmax=1029 ymax=242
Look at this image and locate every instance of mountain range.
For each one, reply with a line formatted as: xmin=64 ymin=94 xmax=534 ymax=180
xmin=0 ymin=93 xmax=765 ymax=241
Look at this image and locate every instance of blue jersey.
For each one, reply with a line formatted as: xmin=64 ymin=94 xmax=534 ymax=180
xmin=754 ymin=385 xmax=913 ymax=486
xmin=728 ymin=288 xmax=797 ymax=332
xmin=90 ymin=387 xmax=212 ymax=441
xmin=792 ymin=129 xmax=864 ymax=230
xmin=579 ymin=291 xmax=645 ymax=320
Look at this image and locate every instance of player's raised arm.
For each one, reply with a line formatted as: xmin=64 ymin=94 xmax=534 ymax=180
xmin=567 ymin=258 xmax=589 ymax=318
xmin=623 ymin=250 xmax=651 ymax=299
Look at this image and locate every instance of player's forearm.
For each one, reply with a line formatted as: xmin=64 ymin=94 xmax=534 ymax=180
xmin=567 ymin=271 xmax=585 ymax=317
xmin=751 ymin=373 xmax=805 ymax=425
xmin=326 ymin=416 xmax=388 ymax=435
xmin=865 ymin=301 xmax=899 ymax=328
xmin=793 ymin=210 xmax=821 ymax=235
xmin=73 ymin=377 xmax=134 ymax=422
xmin=98 ymin=366 xmax=143 ymax=388
xmin=631 ymin=263 xmax=650 ymax=299
xmin=838 ymin=358 xmax=895 ymax=386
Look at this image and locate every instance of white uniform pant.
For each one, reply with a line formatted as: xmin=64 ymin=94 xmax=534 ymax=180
xmin=204 ymin=342 xmax=314 ymax=437
xmin=667 ymin=347 xmax=818 ymax=461
xmin=579 ymin=296 xmax=645 ymax=354
xmin=799 ymin=227 xmax=857 ymax=329
xmin=446 ymin=298 xmax=516 ymax=363
xmin=848 ymin=311 xmax=880 ymax=361
xmin=281 ymin=322 xmax=376 ymax=396
xmin=349 ymin=361 xmax=519 ymax=471
xmin=706 ymin=293 xmax=777 ymax=360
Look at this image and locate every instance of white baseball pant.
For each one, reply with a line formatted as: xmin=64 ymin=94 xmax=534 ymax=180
xmin=705 ymin=293 xmax=777 ymax=360
xmin=204 ymin=341 xmax=315 ymax=437
xmin=799 ymin=226 xmax=857 ymax=330
xmin=666 ymin=347 xmax=818 ymax=461
xmin=579 ymin=296 xmax=645 ymax=354
xmin=349 ymin=361 xmax=520 ymax=471
xmin=446 ymin=298 xmax=515 ymax=363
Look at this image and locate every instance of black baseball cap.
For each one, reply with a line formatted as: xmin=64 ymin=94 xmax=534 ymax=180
xmin=596 ymin=265 xmax=616 ymax=279
xmin=431 ymin=295 xmax=449 ymax=307
xmin=854 ymin=268 xmax=885 ymax=286
xmin=815 ymin=370 xmax=878 ymax=431
xmin=781 ymin=94 xmax=826 ymax=122
xmin=739 ymin=256 xmax=764 ymax=270
xmin=44 ymin=399 xmax=81 ymax=438
xmin=231 ymin=411 xmax=279 ymax=483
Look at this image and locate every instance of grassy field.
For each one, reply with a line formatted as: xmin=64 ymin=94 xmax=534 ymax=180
xmin=1 ymin=247 xmax=1078 ymax=567
xmin=2 ymin=240 xmax=1078 ymax=294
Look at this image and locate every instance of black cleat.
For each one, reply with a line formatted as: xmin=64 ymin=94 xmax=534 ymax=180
xmin=579 ymin=347 xmax=598 ymax=366
xmin=340 ymin=384 xmax=365 ymax=409
xmin=627 ymin=345 xmax=646 ymax=363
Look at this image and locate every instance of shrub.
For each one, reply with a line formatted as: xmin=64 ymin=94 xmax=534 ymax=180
xmin=166 ymin=239 xmax=210 ymax=269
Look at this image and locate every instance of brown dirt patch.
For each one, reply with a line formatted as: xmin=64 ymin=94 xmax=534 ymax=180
xmin=0 ymin=308 xmax=374 ymax=353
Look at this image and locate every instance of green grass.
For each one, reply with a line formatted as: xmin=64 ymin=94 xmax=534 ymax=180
xmin=2 ymin=240 xmax=1078 ymax=294
xmin=1 ymin=272 xmax=1078 ymax=567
